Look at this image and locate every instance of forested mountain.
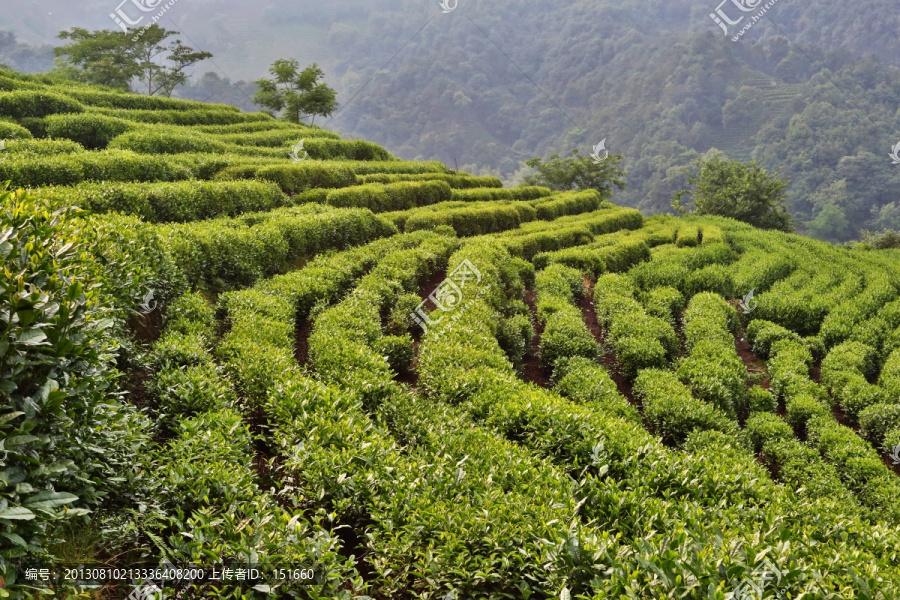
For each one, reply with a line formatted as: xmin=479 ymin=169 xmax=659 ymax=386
xmin=2 ymin=0 xmax=899 ymax=240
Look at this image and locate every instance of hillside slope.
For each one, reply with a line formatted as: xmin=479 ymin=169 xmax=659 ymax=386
xmin=2 ymin=70 xmax=900 ymax=599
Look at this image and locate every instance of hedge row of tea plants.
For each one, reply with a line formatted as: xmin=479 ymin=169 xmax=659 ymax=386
xmin=533 ymin=264 xmax=598 ymax=372
xmin=90 ymin=106 xmax=270 ymax=125
xmin=132 ymin=294 xmax=361 ymax=599
xmin=416 ymin=239 xmax=900 ymax=597
xmin=627 ymin=240 xmax=738 ymax=292
xmin=767 ymin=339 xmax=900 ymax=523
xmin=450 ymin=185 xmax=552 ymax=202
xmin=323 ymin=179 xmax=452 ymax=212
xmin=211 ymin=126 xmax=340 ymax=142
xmin=386 ymin=190 xmax=610 ymax=236
xmin=0 ymin=188 xmax=159 ymax=584
xmin=357 ymin=172 xmax=502 ymax=188
xmin=677 ymin=292 xmax=748 ymax=419
xmin=745 ymin=412 xmax=861 ymax=509
xmin=157 ymin=205 xmax=396 ymax=292
xmin=819 ymin=273 xmax=897 ymax=348
xmin=592 ymin=273 xmax=678 ymax=377
xmin=0 ymin=149 xmax=195 ymax=187
xmin=532 ymin=227 xmax=649 ymax=276
xmin=821 ymin=340 xmax=887 ymax=418
xmin=33 ymin=180 xmax=288 ymax=223
xmin=215 ymin=233 xmax=608 ymax=598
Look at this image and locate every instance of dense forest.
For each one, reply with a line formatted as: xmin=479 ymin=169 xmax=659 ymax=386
xmin=1 ymin=0 xmax=899 ymax=238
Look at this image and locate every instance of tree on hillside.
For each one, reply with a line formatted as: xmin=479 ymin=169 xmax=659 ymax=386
xmin=55 ymin=26 xmax=212 ymax=96
xmin=253 ymin=60 xmax=338 ymax=125
xmin=673 ymin=157 xmax=794 ymax=232
xmin=523 ymin=149 xmax=627 ymax=199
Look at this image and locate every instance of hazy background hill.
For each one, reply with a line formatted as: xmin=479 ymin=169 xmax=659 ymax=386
xmin=2 ymin=0 xmax=899 ymax=240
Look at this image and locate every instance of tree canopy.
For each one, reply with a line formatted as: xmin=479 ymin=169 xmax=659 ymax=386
xmin=674 ymin=157 xmax=794 ymax=232
xmin=253 ymin=59 xmax=338 ymax=125
xmin=55 ymin=26 xmax=211 ymax=96
xmin=524 ymin=149 xmax=627 ymax=200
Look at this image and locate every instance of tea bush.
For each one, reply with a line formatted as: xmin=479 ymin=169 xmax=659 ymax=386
xmin=34 ymin=180 xmax=288 ymax=223
xmin=0 ymin=90 xmax=85 ymax=118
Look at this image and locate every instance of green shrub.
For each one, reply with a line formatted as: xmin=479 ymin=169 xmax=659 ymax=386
xmin=641 ymin=286 xmax=685 ymax=326
xmin=0 ymin=149 xmax=195 ymax=187
xmin=358 ymin=173 xmax=502 ymax=188
xmin=0 ymin=119 xmax=32 ymax=139
xmin=683 ymin=263 xmax=735 ymax=299
xmin=0 ymin=187 xmax=151 ymax=565
xmin=858 ymin=403 xmax=900 ymax=448
xmin=296 ymin=138 xmax=392 ymax=161
xmin=745 ymin=319 xmax=803 ymax=358
xmin=0 ymin=90 xmax=85 ymax=118
xmin=675 ymin=224 xmax=700 ymax=247
xmin=376 ymin=334 xmax=415 ymax=374
xmin=745 ymin=412 xmax=793 ymax=453
xmin=212 ymin=127 xmax=340 ymax=144
xmin=634 ymin=369 xmax=743 ymax=447
xmin=746 ymin=386 xmax=778 ymax=414
xmin=161 ymin=206 xmax=395 ymax=292
xmin=254 ymin=163 xmax=358 ymax=193
xmin=325 ymin=180 xmax=452 ymax=212
xmin=554 ymin=357 xmax=641 ymax=424
xmin=150 ymin=363 xmax=237 ymax=422
xmin=43 ymin=113 xmax=135 ymax=149
xmin=162 ymin=292 xmax=216 ymax=336
xmin=878 ymin=348 xmax=900 ymax=398
xmin=90 ymin=106 xmax=270 ymax=125
xmin=452 ymin=186 xmax=552 ymax=202
xmin=806 ymin=415 xmax=900 ymax=523
xmin=109 ymin=129 xmax=230 ymax=154
xmin=34 ymin=180 xmax=288 ymax=223
xmin=2 ymin=138 xmax=84 ymax=157
xmin=784 ymin=394 xmax=830 ymax=437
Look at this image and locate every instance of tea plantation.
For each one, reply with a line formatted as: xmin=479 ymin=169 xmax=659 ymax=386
xmin=3 ymin=68 xmax=900 ymax=599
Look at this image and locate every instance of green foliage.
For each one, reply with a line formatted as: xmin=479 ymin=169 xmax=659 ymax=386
xmin=452 ymin=186 xmax=552 ymax=202
xmin=43 ymin=113 xmax=135 ymax=149
xmin=161 ymin=206 xmax=396 ymax=292
xmin=524 ymin=149 xmax=626 ymax=199
xmin=554 ymin=357 xmax=641 ymax=424
xmin=0 ymin=187 xmax=150 ymax=570
xmin=746 ymin=386 xmax=778 ymax=414
xmin=534 ymin=264 xmax=598 ymax=371
xmin=0 ymin=90 xmax=84 ymax=118
xmin=55 ymin=26 xmax=212 ymax=97
xmin=634 ymin=369 xmax=743 ymax=448
xmin=254 ymin=59 xmax=338 ymax=125
xmin=0 ymin=119 xmax=32 ymax=139
xmin=358 ymin=173 xmax=502 ymax=188
xmin=33 ymin=180 xmax=288 ymax=223
xmin=679 ymin=157 xmax=793 ymax=232
xmin=325 ymin=180 xmax=452 ymax=212
xmin=0 ymin=149 xmax=194 ymax=187
xmin=109 ymin=129 xmax=229 ymax=154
